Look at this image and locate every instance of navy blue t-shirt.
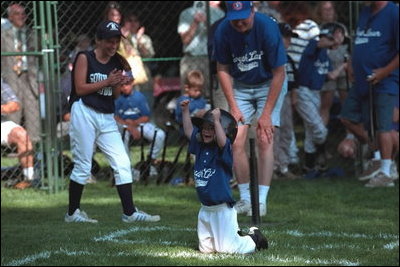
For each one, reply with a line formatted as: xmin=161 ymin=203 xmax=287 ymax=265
xmin=213 ymin=12 xmax=286 ymax=85
xmin=298 ymin=39 xmax=331 ymax=91
xmin=189 ymin=128 xmax=235 ymax=207
xmin=353 ymin=2 xmax=399 ymax=96
xmin=115 ymin=90 xmax=150 ymax=120
xmin=69 ymin=50 xmax=124 ymax=113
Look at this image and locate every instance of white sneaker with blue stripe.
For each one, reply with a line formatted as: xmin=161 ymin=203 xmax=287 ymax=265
xmin=65 ymin=209 xmax=98 ymax=223
xmin=122 ymin=209 xmax=160 ymax=222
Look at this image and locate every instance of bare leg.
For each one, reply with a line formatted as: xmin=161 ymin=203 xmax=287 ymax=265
xmin=8 ymin=126 xmax=34 ymax=168
xmin=257 ymin=134 xmax=274 ymax=186
xmin=233 ymin=125 xmax=250 ymax=184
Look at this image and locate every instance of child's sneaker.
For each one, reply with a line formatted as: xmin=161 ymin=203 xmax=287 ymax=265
xmin=122 ymin=209 xmax=160 ymax=222
xmin=248 ymin=227 xmax=268 ymax=250
xmin=65 ymin=209 xmax=98 ymax=223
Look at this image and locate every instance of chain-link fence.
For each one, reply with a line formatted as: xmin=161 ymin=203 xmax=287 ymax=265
xmin=2 ymin=1 xmax=364 ymax=192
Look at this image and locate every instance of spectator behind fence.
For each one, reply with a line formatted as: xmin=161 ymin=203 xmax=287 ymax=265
xmin=175 ymin=70 xmax=209 ymax=131
xmin=103 ymin=1 xmax=122 ymax=25
xmin=178 ymin=1 xmax=225 ymax=97
xmin=340 ymin=1 xmax=399 ymax=187
xmin=254 ymin=1 xmax=283 ymax=22
xmin=314 ymin=1 xmax=350 ymax=126
xmin=214 ymin=1 xmax=287 ymax=217
xmin=114 ymin=82 xmax=166 ymax=172
xmin=208 ymin=15 xmax=229 ymax=111
xmin=1 ymin=3 xmax=40 ymax=143
xmin=1 ymin=78 xmax=35 ymax=189
xmin=125 ymin=12 xmax=155 ymax=105
xmin=295 ymin=22 xmax=347 ymax=178
xmin=65 ymin=20 xmax=160 ymax=223
xmin=273 ymin=22 xmax=300 ymax=180
xmin=180 ymin=100 xmax=268 ymax=253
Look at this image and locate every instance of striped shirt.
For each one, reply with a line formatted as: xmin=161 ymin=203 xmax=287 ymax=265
xmin=287 ymin=19 xmax=320 ymax=69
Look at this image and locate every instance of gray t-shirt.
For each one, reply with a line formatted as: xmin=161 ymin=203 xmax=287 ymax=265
xmin=178 ymin=4 xmax=225 ymax=56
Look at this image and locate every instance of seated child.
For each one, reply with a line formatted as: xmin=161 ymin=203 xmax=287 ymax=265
xmin=180 ymin=99 xmax=268 ymax=254
xmin=115 ymin=83 xmax=165 ymax=168
xmin=175 ymin=70 xmax=209 ymax=129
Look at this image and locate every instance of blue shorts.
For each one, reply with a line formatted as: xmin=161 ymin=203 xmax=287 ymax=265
xmin=340 ymin=87 xmax=397 ymax=132
xmin=233 ymin=79 xmax=287 ymax=126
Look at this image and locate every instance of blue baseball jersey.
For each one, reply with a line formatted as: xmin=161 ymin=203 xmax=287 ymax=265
xmin=213 ymin=12 xmax=286 ymax=85
xmin=69 ymin=50 xmax=123 ymax=114
xmin=298 ymin=39 xmax=332 ymax=91
xmin=189 ymin=128 xmax=235 ymax=207
xmin=353 ymin=2 xmax=399 ymax=96
xmin=114 ymin=90 xmax=150 ymax=120
xmin=175 ymin=95 xmax=207 ymax=124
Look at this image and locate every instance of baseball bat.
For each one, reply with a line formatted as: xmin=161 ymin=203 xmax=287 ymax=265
xmin=156 ymin=121 xmax=171 ymax=184
xmin=141 ymin=129 xmax=157 ymax=185
xmin=163 ymin=140 xmax=187 ymax=184
xmin=249 ymin=138 xmax=260 ymax=225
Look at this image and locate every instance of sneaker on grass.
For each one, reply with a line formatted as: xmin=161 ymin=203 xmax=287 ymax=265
xmin=358 ymin=160 xmax=380 ymax=181
xmin=234 ymin=200 xmax=251 ymax=214
xmin=364 ymin=172 xmax=395 ymax=188
xmin=65 ymin=209 xmax=98 ymax=223
xmin=122 ymin=209 xmax=160 ymax=222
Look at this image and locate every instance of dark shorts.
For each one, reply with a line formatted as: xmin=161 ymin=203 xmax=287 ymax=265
xmin=340 ymin=87 xmax=397 ymax=132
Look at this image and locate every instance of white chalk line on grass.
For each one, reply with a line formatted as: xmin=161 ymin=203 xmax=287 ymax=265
xmin=93 ymin=226 xmax=193 ymax=242
xmin=285 ymin=230 xmax=398 ymax=240
xmin=3 ymin=248 xmax=360 ymax=266
xmin=4 ymin=227 xmax=398 ymax=266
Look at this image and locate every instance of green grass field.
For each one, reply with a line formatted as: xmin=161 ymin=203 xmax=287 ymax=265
xmin=1 ymin=176 xmax=399 ymax=266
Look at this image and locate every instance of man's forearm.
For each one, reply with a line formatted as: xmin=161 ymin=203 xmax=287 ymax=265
xmin=217 ymin=63 xmax=237 ymax=110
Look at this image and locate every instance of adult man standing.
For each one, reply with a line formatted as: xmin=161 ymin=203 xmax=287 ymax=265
xmin=178 ymin=1 xmax=225 ymax=97
xmin=340 ymin=1 xmax=399 ymax=187
xmin=1 ymin=3 xmax=40 ymax=143
xmin=214 ymin=1 xmax=286 ymax=216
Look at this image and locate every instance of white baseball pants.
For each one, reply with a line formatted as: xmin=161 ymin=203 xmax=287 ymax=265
xmin=69 ymin=99 xmax=132 ymax=185
xmin=198 ymin=203 xmax=256 ymax=254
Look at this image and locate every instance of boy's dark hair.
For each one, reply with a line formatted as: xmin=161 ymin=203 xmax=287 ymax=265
xmin=319 ymin=22 xmax=346 ymax=40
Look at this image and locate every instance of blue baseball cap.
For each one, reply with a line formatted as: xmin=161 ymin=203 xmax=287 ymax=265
xmin=226 ymin=1 xmax=253 ymax=21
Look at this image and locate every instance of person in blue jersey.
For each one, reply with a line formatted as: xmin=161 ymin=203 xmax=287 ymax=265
xmin=295 ymin=22 xmax=347 ymax=177
xmin=115 ymin=83 xmax=166 ymax=168
xmin=175 ymin=70 xmax=209 ymax=129
xmin=180 ymin=99 xmax=268 ymax=253
xmin=65 ymin=20 xmax=160 ymax=223
xmin=340 ymin=1 xmax=399 ymax=187
xmin=213 ymin=1 xmax=287 ymax=217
